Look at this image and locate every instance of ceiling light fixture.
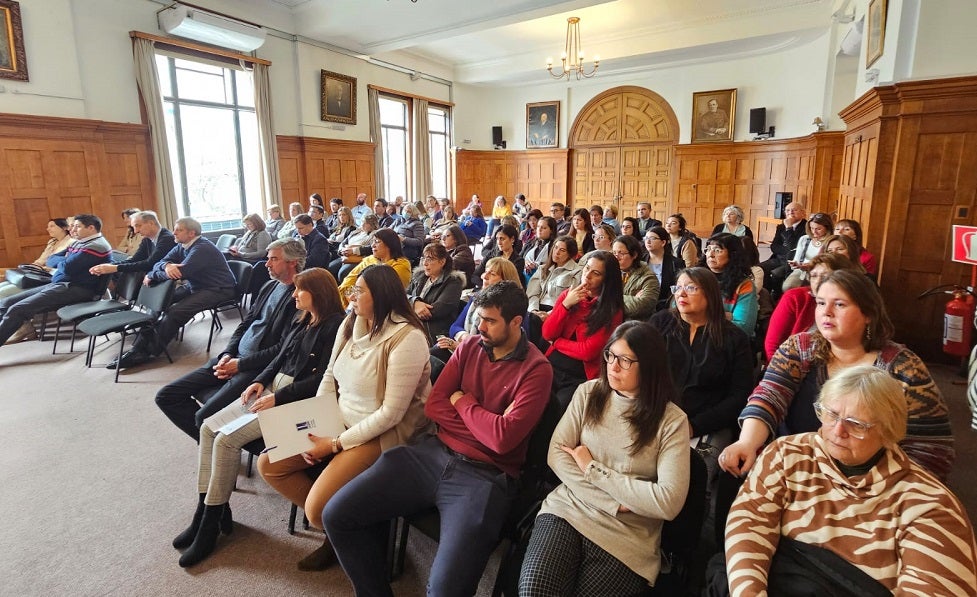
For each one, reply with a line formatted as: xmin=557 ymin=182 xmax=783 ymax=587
xmin=546 ymin=17 xmax=599 ymax=80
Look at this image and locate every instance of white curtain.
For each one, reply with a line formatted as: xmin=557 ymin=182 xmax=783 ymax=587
xmin=412 ymin=98 xmax=431 ymax=203
xmin=253 ymin=63 xmax=283 ymax=210
xmin=131 ymin=37 xmax=178 ymax=226
xmin=368 ymin=87 xmax=385 ymax=199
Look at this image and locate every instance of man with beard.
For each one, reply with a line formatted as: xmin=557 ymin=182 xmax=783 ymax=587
xmin=322 ymin=281 xmax=552 ymax=596
xmin=350 ymin=192 xmax=372 ymax=226
xmin=154 ymin=239 xmax=304 ymax=442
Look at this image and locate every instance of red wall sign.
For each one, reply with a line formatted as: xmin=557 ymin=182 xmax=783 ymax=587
xmin=952 ymin=226 xmax=977 ymax=265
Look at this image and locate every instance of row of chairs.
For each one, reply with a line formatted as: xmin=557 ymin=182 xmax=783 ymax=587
xmin=46 ymin=258 xmax=266 ymax=382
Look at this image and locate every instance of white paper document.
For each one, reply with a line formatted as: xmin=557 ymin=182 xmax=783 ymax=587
xmin=203 ymin=398 xmax=258 ymax=435
xmin=257 ymin=394 xmax=345 ymax=463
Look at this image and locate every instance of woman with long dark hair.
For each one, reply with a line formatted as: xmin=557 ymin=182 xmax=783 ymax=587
xmin=649 ymin=267 xmax=753 ymax=489
xmin=439 ymin=224 xmax=475 ymax=288
xmin=613 ymin=235 xmax=660 ymax=320
xmin=665 ymin=213 xmax=700 ymax=269
xmin=542 ymin=250 xmax=625 ymax=408
xmin=174 ymin=268 xmax=346 ymax=567
xmin=406 ymin=243 xmax=464 ymax=340
xmin=519 ymin=322 xmax=690 ymax=595
xmin=472 ymin=224 xmax=525 ymax=288
xmin=570 ymin=208 xmax=596 ymax=260
xmin=834 ymin=218 xmax=878 ymax=277
xmin=700 ymin=233 xmax=758 ymax=337
xmin=643 ymin=226 xmax=682 ymax=312
xmin=522 ymin=215 xmax=556 ymax=281
xmin=259 ymin=264 xmax=431 ymax=571
xmin=527 ymin=235 xmax=580 ymax=316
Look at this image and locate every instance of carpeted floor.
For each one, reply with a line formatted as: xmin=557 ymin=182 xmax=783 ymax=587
xmin=1 ymin=310 xmax=974 ymax=596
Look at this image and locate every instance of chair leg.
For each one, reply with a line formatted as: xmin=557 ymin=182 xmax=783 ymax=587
xmin=288 ymin=504 xmax=298 ymax=534
xmin=246 ymin=452 xmax=254 ymax=478
xmin=52 ymin=318 xmax=62 ymax=354
xmin=207 ymin=314 xmax=218 ymax=352
xmin=114 ymin=331 xmax=128 ymax=383
xmin=69 ymin=325 xmax=78 ymax=353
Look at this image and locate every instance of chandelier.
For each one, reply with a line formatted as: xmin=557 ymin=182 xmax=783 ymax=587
xmin=546 ymin=17 xmax=599 ymax=80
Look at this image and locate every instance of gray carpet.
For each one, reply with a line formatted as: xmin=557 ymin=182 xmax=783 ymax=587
xmin=0 ymin=312 xmax=974 ymax=596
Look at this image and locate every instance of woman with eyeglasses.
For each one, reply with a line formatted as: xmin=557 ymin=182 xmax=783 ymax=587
xmin=258 ymin=264 xmax=431 ymax=571
xmin=643 ymin=226 xmax=682 ymax=312
xmin=519 ymin=321 xmax=690 ymax=595
xmin=783 ymin=211 xmax=834 ymax=291
xmin=649 ymin=267 xmax=753 ymax=495
xmin=613 ymin=235 xmax=659 ymax=320
xmin=700 ymin=233 xmax=758 ymax=338
xmin=570 ymin=208 xmax=596 ymax=260
xmin=406 ymin=243 xmax=464 ymax=341
xmin=719 ymin=270 xmax=954 ymax=484
xmin=337 ymin=228 xmax=411 ymax=308
xmin=174 ymin=268 xmax=345 ymax=567
xmin=717 ymin=366 xmax=976 ymax=596
xmin=542 ymin=251 xmax=624 ymax=409
xmin=592 ymin=223 xmax=616 ymax=252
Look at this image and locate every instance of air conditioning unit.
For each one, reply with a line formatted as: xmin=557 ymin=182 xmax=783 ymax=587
xmin=158 ymin=4 xmax=267 ymax=53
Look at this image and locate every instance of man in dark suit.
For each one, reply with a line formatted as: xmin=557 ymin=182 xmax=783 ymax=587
xmin=294 ymin=214 xmax=330 ymax=269
xmin=760 ymin=202 xmax=807 ymax=296
xmin=155 ymin=239 xmax=304 ymax=441
xmin=550 ymin=202 xmax=572 ymax=236
xmin=89 ymin=210 xmax=175 ymax=278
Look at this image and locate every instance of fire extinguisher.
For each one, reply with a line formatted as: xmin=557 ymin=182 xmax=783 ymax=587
xmin=918 ymin=285 xmax=976 ymax=357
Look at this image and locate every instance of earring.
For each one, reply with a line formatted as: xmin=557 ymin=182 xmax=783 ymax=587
xmin=865 ymin=324 xmax=872 ymax=341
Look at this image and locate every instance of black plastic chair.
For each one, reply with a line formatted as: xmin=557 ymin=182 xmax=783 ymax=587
xmin=244 ymin=260 xmax=270 ymax=310
xmin=215 ymin=234 xmax=237 ymax=251
xmin=38 ymin=274 xmax=112 ymax=342
xmin=206 ymin=260 xmax=253 ymax=352
xmin=52 ymin=271 xmax=143 ymax=354
xmin=77 ymin=280 xmax=176 ymax=382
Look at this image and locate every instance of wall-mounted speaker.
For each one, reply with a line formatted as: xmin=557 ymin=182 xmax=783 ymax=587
xmin=774 ymin=191 xmax=792 ymax=219
xmin=749 ymin=108 xmax=767 ymax=135
xmin=492 ymin=126 xmax=503 ymax=147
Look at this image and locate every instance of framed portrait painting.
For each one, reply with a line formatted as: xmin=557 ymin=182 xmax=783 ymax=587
xmin=526 ymin=101 xmax=559 ymax=149
xmin=691 ymin=89 xmax=736 ymax=143
xmin=866 ymin=0 xmax=887 ymax=68
xmin=0 ymin=0 xmax=28 ymax=82
xmin=320 ymin=70 xmax=356 ymax=125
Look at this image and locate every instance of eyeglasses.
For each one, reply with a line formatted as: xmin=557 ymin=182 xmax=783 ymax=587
xmin=344 ymin=286 xmax=365 ymax=298
xmin=703 ymin=246 xmax=727 ymax=255
xmin=813 ymin=403 xmax=876 ymax=439
xmin=611 ymin=251 xmax=630 ymax=258
xmin=603 ymin=349 xmax=637 ymax=370
xmin=670 ymin=284 xmax=701 ymax=295
xmin=421 ymin=256 xmax=441 ymax=263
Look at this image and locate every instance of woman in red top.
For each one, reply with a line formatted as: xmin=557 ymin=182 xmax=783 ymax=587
xmin=542 ymin=250 xmax=625 ymax=409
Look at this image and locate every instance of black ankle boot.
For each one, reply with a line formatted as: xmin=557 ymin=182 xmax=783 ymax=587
xmin=172 ymin=494 xmax=206 ymax=549
xmin=220 ymin=503 xmax=234 ymax=536
xmin=178 ymin=504 xmax=226 ymax=568
xmin=297 ymin=534 xmax=336 ymax=571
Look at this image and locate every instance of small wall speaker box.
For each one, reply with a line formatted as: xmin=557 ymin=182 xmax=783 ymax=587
xmin=774 ymin=192 xmax=792 ymax=219
xmin=492 ymin=126 xmax=503 ymax=146
xmin=749 ymin=108 xmax=767 ymax=135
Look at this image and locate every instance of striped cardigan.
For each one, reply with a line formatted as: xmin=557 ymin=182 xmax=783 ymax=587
xmin=725 ymin=432 xmax=977 ymax=596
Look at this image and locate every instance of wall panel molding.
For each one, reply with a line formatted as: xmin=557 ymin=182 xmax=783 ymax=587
xmin=276 ymin=136 xmax=375 ymax=207
xmin=454 ymin=149 xmax=568 ymax=213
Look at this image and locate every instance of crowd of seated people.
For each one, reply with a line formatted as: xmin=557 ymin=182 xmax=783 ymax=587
xmin=3 ymin=193 xmax=974 ymax=595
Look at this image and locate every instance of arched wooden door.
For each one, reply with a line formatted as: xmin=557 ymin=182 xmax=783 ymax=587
xmin=569 ymin=86 xmax=679 ymax=220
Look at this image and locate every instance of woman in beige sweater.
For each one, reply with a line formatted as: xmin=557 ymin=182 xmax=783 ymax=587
xmin=519 ymin=321 xmax=690 ymax=595
xmin=257 ymin=264 xmax=431 ymax=571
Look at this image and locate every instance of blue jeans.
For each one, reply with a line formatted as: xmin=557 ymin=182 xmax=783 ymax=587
xmin=323 ymin=435 xmax=516 ymax=597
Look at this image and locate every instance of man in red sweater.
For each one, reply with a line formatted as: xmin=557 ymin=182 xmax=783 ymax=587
xmin=323 ymin=281 xmax=553 ymax=596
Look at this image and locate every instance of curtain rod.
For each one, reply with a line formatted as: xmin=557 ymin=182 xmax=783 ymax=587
xmin=368 ymin=84 xmax=454 ymax=107
xmin=130 ymin=31 xmax=271 ymax=66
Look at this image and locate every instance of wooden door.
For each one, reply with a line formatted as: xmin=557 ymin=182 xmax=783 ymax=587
xmin=568 ymin=86 xmax=679 ymax=222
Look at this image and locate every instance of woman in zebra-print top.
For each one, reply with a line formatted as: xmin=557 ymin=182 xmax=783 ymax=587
xmin=721 ymin=366 xmax=976 ymax=595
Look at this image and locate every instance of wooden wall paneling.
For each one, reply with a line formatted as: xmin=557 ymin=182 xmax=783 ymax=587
xmin=454 ymin=149 xmax=568 ymax=215
xmin=275 ymin=137 xmax=375 ymax=207
xmin=0 ymin=114 xmax=155 ymax=266
xmin=276 ymin=136 xmax=306 ymax=208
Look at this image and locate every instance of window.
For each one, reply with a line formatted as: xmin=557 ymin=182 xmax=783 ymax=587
xmin=156 ymin=54 xmax=260 ymax=231
xmin=379 ymin=96 xmax=410 ymax=202
xmin=428 ymin=105 xmax=450 ymax=200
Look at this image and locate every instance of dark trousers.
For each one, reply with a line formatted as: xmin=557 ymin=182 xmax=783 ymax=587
xmin=323 ymin=435 xmax=516 ymax=597
xmin=0 ymin=283 xmax=95 ymax=345
xmin=759 ymin=256 xmax=789 ymax=294
xmin=133 ymin=285 xmax=234 ymax=354
xmin=154 ymin=357 xmax=255 ymax=442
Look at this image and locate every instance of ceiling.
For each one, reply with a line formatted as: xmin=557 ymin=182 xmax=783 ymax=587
xmin=237 ymin=0 xmax=846 ymax=85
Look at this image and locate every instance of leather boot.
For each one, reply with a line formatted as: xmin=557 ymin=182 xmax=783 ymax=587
xmin=173 ymin=495 xmax=233 ymax=549
xmin=178 ymin=504 xmax=226 ymax=568
xmin=297 ymin=534 xmax=336 ymax=571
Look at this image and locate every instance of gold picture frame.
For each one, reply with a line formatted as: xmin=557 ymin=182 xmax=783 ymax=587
xmin=526 ymin=101 xmax=559 ymax=149
xmin=0 ymin=0 xmax=28 ymax=82
xmin=691 ymin=88 xmax=736 ymax=143
xmin=320 ymin=70 xmax=356 ymax=125
xmin=866 ymin=0 xmax=887 ymax=68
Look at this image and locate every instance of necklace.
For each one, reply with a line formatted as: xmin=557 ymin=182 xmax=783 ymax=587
xmin=348 ymin=340 xmax=366 ymax=359
xmin=812 ymin=239 xmax=823 ymax=247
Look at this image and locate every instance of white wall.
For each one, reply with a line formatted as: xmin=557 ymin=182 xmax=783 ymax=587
xmin=911 ymin=0 xmax=977 ymax=80
xmin=455 ymin=31 xmax=834 ymax=150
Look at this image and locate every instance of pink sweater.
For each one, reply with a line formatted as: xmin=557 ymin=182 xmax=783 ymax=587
xmin=764 ymin=287 xmax=816 ymax=361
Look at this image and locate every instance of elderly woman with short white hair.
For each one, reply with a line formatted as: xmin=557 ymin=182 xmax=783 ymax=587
xmin=711 ymin=205 xmax=753 ymax=240
xmin=717 ymin=366 xmax=977 ymax=596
